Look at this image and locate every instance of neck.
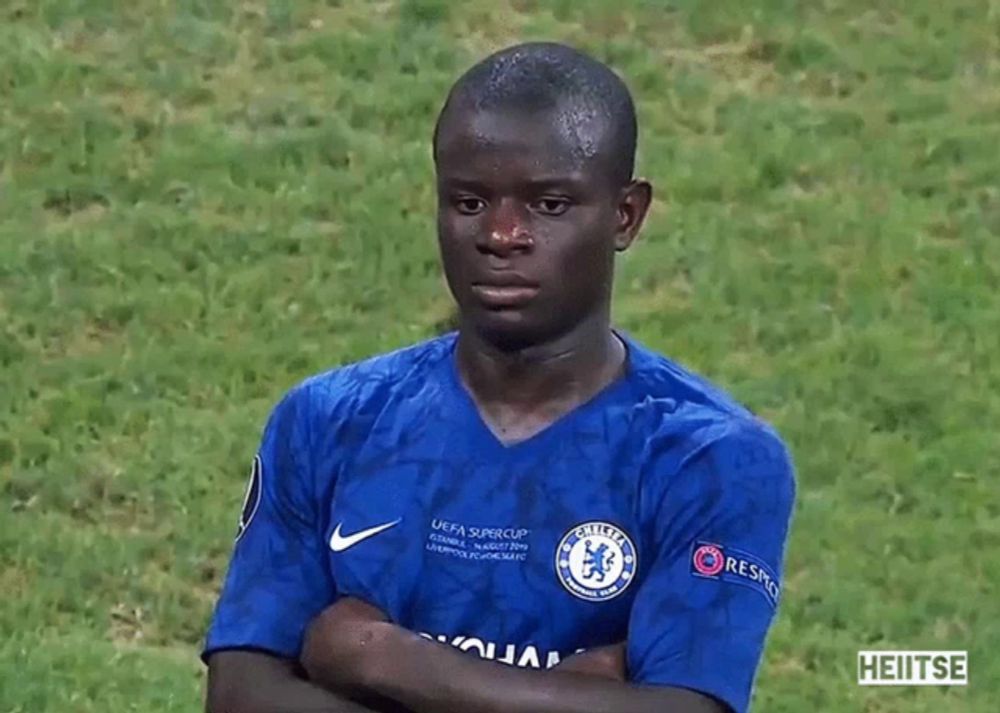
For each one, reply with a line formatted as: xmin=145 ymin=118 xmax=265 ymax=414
xmin=455 ymin=312 xmax=625 ymax=408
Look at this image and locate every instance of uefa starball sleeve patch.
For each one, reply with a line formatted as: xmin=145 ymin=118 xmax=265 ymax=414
xmin=690 ymin=541 xmax=780 ymax=608
xmin=235 ymin=454 xmax=263 ymax=541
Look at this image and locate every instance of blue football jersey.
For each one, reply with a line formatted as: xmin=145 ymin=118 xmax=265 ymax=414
xmin=204 ymin=332 xmax=795 ymax=713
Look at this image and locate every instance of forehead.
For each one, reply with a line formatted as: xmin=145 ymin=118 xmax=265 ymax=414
xmin=435 ymin=107 xmax=614 ymax=183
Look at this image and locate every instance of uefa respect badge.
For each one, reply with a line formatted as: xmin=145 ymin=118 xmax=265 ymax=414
xmin=690 ymin=541 xmax=780 ymax=609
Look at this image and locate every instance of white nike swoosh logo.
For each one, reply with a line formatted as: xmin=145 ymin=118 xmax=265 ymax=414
xmin=329 ymin=519 xmax=401 ymax=552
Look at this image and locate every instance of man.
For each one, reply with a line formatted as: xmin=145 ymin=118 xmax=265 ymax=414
xmin=203 ymin=42 xmax=795 ymax=713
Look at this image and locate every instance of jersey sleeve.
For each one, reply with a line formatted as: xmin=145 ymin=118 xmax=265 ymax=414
xmin=628 ymin=420 xmax=796 ymax=713
xmin=202 ymin=385 xmax=335 ymax=661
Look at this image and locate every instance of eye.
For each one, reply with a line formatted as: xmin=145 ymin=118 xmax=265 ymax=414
xmin=453 ymin=196 xmax=487 ymax=215
xmin=534 ymin=197 xmax=571 ymax=216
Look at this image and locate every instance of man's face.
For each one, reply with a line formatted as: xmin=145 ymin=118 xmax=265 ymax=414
xmin=435 ymin=108 xmax=642 ymax=350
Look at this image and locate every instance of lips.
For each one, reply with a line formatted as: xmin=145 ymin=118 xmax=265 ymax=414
xmin=470 ymin=275 xmax=539 ymax=308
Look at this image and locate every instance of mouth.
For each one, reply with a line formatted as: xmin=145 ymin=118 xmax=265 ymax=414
xmin=470 ymin=280 xmax=540 ymax=308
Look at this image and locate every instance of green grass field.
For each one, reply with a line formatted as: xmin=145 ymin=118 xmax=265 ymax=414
xmin=1 ymin=1 xmax=998 ymax=710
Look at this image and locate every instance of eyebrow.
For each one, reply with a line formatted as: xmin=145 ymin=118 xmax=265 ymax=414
xmin=439 ymin=175 xmax=589 ymax=192
xmin=524 ymin=176 xmax=589 ymax=191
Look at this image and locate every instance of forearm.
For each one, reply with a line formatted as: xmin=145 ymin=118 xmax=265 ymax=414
xmin=206 ymin=650 xmax=403 ymax=713
xmin=209 ymin=677 xmax=375 ymax=713
xmin=300 ymin=599 xmax=719 ymax=713
xmin=371 ymin=629 xmax=716 ymax=713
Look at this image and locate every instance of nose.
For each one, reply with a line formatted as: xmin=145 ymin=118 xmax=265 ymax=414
xmin=479 ymin=198 xmax=533 ymax=256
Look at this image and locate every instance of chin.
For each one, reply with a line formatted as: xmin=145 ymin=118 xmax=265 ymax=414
xmin=468 ymin=311 xmax=561 ymax=353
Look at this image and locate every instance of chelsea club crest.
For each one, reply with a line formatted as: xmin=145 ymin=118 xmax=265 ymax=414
xmin=555 ymin=521 xmax=637 ymax=602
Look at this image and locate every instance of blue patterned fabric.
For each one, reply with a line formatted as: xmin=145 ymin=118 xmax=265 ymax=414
xmin=204 ymin=331 xmax=795 ymax=712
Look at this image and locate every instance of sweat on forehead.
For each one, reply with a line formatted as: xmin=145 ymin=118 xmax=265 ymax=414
xmin=434 ymin=42 xmax=638 ymax=186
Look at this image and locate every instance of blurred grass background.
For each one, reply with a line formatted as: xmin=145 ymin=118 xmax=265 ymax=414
xmin=1 ymin=1 xmax=998 ymax=710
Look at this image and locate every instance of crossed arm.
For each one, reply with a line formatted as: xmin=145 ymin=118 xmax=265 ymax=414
xmin=206 ymin=598 xmax=725 ymax=713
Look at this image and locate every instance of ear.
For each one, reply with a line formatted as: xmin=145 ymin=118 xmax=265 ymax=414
xmin=613 ymin=179 xmax=653 ymax=252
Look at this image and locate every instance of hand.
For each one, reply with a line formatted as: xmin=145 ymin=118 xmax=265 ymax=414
xmin=554 ymin=642 xmax=627 ymax=681
xmin=301 ymin=596 xmax=393 ymax=694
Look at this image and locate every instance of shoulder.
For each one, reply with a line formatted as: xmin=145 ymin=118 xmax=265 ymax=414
xmin=278 ymin=333 xmax=456 ymax=423
xmin=255 ymin=334 xmax=455 ymax=492
xmin=622 ymin=331 xmax=755 ymax=423
xmin=628 ymin=374 xmax=795 ymax=543
xmin=621 ymin=332 xmax=794 ymax=491
xmin=643 ymin=413 xmax=794 ymax=503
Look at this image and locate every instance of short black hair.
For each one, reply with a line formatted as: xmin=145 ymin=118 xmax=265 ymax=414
xmin=434 ymin=42 xmax=638 ymax=187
